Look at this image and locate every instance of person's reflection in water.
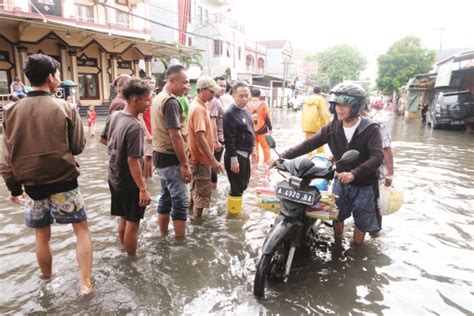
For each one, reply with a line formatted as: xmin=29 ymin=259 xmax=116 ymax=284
xmin=323 ymin=241 xmax=391 ymax=314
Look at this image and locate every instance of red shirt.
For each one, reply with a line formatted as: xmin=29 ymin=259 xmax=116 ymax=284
xmin=87 ymin=110 xmax=96 ymax=127
xmin=143 ymin=105 xmax=152 ymax=133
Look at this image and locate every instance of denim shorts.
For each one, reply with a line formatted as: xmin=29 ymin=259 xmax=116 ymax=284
xmin=156 ymin=164 xmax=189 ymax=221
xmin=24 ymin=188 xmax=87 ymax=228
xmin=332 ymin=180 xmax=381 ymax=233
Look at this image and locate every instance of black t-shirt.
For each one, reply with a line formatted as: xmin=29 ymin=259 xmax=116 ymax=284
xmin=104 ymin=111 xmax=144 ymax=191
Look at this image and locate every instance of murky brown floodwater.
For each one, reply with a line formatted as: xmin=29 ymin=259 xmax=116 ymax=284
xmin=1 ymin=109 xmax=473 ymax=314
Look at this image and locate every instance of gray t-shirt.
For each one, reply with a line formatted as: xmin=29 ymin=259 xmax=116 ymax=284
xmin=104 ymin=111 xmax=143 ymax=191
xmin=208 ymin=97 xmax=224 ymax=143
xmin=164 ymin=98 xmax=182 ymax=129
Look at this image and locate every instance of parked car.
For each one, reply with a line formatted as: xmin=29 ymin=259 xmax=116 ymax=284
xmin=287 ymin=95 xmax=305 ymax=111
xmin=426 ymin=89 xmax=474 ymax=129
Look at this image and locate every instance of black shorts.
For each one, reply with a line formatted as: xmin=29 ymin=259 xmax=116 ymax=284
xmin=109 ymin=182 xmax=146 ymax=222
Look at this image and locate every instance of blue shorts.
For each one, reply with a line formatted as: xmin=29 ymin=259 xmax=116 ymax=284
xmin=24 ymin=188 xmax=87 ymax=228
xmin=332 ymin=180 xmax=381 ymax=233
xmin=156 ymin=164 xmax=189 ymax=221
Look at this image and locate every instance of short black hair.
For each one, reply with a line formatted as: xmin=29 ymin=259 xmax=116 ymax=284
xmin=232 ymin=81 xmax=248 ymax=95
xmin=313 ymin=85 xmax=321 ymax=94
xmin=122 ymin=79 xmax=151 ymax=100
xmin=251 ymin=87 xmax=261 ymax=97
xmin=214 ymin=76 xmax=225 ymax=82
xmin=166 ymin=65 xmax=185 ymax=79
xmin=23 ymin=54 xmax=60 ymax=87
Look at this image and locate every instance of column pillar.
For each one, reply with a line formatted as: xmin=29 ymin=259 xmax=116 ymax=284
xmin=68 ymin=50 xmax=78 ymax=84
xmin=100 ymin=50 xmax=110 ymax=101
xmin=58 ymin=43 xmax=69 ymax=80
xmin=133 ymin=60 xmax=140 ymax=77
xmin=17 ymin=46 xmax=29 ymax=85
xmin=110 ymin=53 xmax=118 ymax=81
xmin=145 ymin=56 xmax=152 ymax=77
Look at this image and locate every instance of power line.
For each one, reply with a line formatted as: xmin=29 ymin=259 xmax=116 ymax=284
xmin=94 ymin=0 xmax=217 ymax=42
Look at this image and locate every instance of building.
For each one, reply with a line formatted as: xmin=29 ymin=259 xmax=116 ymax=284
xmin=148 ymin=0 xmax=267 ymax=82
xmin=0 ymin=0 xmax=197 ymax=106
xmin=255 ymin=40 xmax=293 ymax=107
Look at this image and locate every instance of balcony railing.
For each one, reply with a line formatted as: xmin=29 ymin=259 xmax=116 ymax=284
xmin=0 ymin=1 xmax=147 ymax=36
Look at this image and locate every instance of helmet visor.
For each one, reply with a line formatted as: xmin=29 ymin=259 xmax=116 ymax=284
xmin=328 ymin=94 xmax=358 ymax=106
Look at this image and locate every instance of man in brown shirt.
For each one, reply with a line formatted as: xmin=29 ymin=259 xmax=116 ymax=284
xmin=188 ymin=77 xmax=224 ymax=218
xmin=1 ymin=54 xmax=93 ymax=295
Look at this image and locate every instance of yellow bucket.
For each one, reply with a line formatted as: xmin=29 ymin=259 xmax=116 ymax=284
xmin=227 ymin=195 xmax=242 ymax=215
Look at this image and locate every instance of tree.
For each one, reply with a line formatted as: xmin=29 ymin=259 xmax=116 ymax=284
xmin=376 ymin=36 xmax=435 ymax=95
xmin=159 ymin=45 xmax=204 ymax=71
xmin=307 ymin=45 xmax=367 ymax=91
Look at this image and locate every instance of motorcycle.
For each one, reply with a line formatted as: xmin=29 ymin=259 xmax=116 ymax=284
xmin=253 ymin=135 xmax=359 ymax=298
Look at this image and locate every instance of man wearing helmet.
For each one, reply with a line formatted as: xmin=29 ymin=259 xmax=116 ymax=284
xmin=276 ymin=82 xmax=384 ymax=245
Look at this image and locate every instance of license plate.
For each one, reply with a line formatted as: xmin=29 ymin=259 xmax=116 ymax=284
xmin=275 ymin=186 xmax=316 ymax=205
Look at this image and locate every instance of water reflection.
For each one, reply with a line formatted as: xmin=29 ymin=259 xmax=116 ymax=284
xmin=0 ymin=110 xmax=472 ymax=313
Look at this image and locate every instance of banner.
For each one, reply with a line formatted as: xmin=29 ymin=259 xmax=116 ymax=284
xmin=31 ymin=0 xmax=62 ymax=17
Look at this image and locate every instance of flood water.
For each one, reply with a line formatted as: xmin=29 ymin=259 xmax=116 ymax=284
xmin=1 ymin=109 xmax=473 ymax=314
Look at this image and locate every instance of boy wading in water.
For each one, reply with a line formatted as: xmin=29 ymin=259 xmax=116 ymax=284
xmin=101 ymin=79 xmax=152 ymax=254
xmin=1 ymin=54 xmax=94 ymax=294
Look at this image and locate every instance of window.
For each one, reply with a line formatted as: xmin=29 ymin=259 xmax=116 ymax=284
xmin=74 ymin=4 xmax=93 ymax=22
xmin=214 ymin=40 xmax=223 ymax=56
xmin=258 ymin=58 xmax=265 ymax=74
xmin=198 ymin=6 xmax=202 ymax=24
xmin=116 ymin=11 xmax=130 ymax=28
xmin=188 ymin=37 xmax=192 ymax=47
xmin=78 ymin=74 xmax=99 ymax=99
xmin=115 ymin=0 xmax=128 ymax=5
xmin=238 ymin=47 xmax=241 ymax=60
xmin=205 ymin=9 xmax=209 ymax=23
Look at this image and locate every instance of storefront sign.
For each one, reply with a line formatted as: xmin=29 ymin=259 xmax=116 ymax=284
xmin=78 ymin=58 xmax=98 ymax=67
xmin=118 ymin=60 xmax=131 ymax=69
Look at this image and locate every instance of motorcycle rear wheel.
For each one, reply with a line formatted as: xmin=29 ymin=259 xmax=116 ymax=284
xmin=253 ymin=242 xmax=289 ymax=298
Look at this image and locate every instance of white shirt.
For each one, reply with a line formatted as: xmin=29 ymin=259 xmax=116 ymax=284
xmin=343 ymin=117 xmax=361 ymax=143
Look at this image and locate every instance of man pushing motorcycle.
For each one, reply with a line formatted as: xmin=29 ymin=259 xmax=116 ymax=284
xmin=272 ymin=82 xmax=384 ymax=245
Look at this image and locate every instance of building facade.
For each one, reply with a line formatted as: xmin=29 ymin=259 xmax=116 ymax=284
xmin=0 ymin=0 xmax=196 ymax=105
xmin=149 ymin=0 xmax=266 ymax=82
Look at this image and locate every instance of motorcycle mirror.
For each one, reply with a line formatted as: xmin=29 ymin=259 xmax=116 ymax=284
xmin=264 ymin=135 xmax=276 ymax=149
xmin=338 ymin=150 xmax=359 ymax=164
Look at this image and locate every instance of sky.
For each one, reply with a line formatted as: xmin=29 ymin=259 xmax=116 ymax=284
xmin=231 ymin=0 xmax=474 ymax=80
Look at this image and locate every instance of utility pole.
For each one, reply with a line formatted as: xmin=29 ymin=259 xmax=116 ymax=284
xmin=434 ymin=26 xmax=446 ymax=58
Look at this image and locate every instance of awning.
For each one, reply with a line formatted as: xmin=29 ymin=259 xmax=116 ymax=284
xmin=0 ymin=13 xmax=201 ymax=58
xmin=437 ymin=50 xmax=474 ymax=65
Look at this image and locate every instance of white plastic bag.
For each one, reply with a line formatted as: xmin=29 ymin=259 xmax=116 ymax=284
xmin=379 ymin=182 xmax=404 ymax=216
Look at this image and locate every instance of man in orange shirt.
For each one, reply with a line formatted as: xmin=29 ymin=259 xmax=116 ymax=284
xmin=247 ymin=87 xmax=272 ymax=164
xmin=188 ymin=76 xmax=224 ymax=218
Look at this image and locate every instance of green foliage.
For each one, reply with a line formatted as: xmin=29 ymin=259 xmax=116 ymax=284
xmin=376 ymin=36 xmax=435 ymax=95
xmin=307 ymin=45 xmax=367 ymax=91
xmin=159 ymin=52 xmax=204 ymax=71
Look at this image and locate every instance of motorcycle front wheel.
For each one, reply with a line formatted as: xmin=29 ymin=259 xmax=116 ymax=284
xmin=253 ymin=242 xmax=289 ymax=298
